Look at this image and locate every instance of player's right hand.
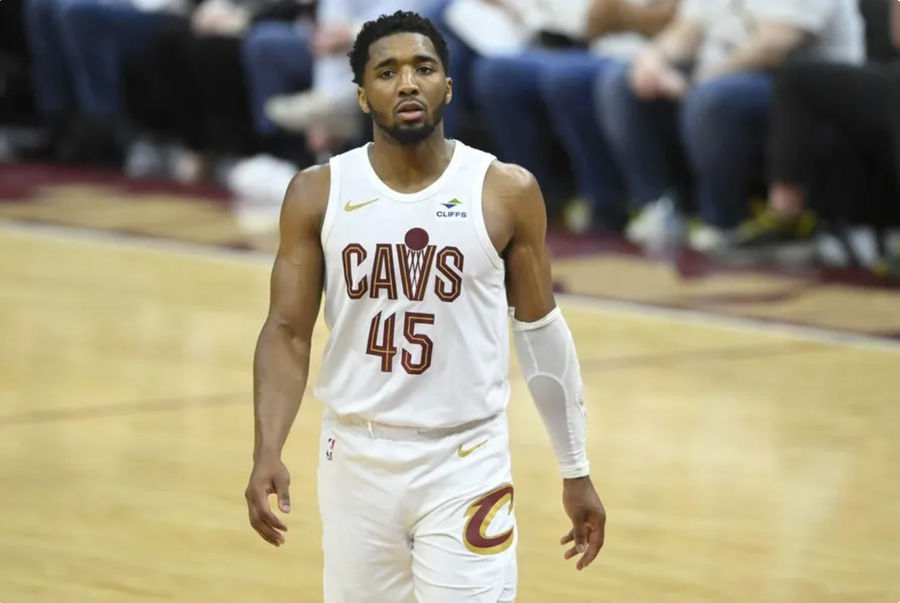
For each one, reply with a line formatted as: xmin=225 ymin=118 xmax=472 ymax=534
xmin=244 ymin=456 xmax=291 ymax=547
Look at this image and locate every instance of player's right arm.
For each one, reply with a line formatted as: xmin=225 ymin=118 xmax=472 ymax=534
xmin=244 ymin=165 xmax=329 ymax=547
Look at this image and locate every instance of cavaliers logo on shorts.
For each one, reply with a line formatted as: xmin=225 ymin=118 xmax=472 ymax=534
xmin=462 ymin=484 xmax=515 ymax=555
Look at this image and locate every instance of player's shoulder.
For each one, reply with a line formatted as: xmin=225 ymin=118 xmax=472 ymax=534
xmin=284 ymin=163 xmax=331 ymax=210
xmin=281 ymin=162 xmax=331 ymax=232
xmin=483 ymin=160 xmax=545 ymax=220
xmin=484 ymin=159 xmax=539 ymax=196
xmin=285 ymin=162 xmax=331 ymax=203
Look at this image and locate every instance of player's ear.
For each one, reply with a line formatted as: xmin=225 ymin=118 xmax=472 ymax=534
xmin=444 ymin=77 xmax=453 ymax=105
xmin=357 ymin=86 xmax=371 ymax=114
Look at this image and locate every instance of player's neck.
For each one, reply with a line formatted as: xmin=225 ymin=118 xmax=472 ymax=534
xmin=368 ymin=127 xmax=454 ymax=194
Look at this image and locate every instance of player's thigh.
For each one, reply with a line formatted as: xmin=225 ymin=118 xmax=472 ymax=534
xmin=411 ymin=420 xmax=518 ymax=601
xmin=410 ymin=492 xmax=517 ymax=603
xmin=412 ymin=543 xmax=517 ymax=603
xmin=317 ymin=423 xmax=415 ymax=603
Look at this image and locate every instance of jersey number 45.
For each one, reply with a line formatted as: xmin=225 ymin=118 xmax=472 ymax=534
xmin=366 ymin=311 xmax=434 ymax=374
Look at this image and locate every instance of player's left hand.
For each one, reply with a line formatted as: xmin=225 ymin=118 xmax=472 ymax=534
xmin=560 ymin=476 xmax=606 ymax=570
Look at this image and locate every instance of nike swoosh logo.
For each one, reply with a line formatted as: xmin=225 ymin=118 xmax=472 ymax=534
xmin=457 ymin=440 xmax=488 ymax=458
xmin=344 ymin=198 xmax=378 ymax=212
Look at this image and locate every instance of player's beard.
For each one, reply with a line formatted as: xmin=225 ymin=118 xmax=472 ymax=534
xmin=371 ymin=99 xmax=446 ymax=146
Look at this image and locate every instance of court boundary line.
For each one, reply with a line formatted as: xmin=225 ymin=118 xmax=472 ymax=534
xmin=559 ymin=293 xmax=900 ymax=353
xmin=0 ymin=393 xmax=245 ymax=426
xmin=4 ymin=219 xmax=900 ymax=354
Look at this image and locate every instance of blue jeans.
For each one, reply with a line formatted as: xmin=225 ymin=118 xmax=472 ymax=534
xmin=427 ymin=0 xmax=480 ymax=139
xmin=472 ymin=51 xmax=626 ymax=225
xmin=599 ymin=66 xmax=774 ymax=228
xmin=24 ymin=0 xmax=83 ymax=117
xmin=28 ymin=0 xmax=178 ymax=118
xmin=242 ymin=22 xmax=314 ymax=137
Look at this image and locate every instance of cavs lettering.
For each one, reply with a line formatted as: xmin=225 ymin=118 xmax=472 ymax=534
xmin=341 ymin=227 xmax=463 ymax=375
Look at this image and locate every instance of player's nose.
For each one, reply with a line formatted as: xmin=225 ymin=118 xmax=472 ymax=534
xmin=398 ymin=67 xmax=419 ymax=95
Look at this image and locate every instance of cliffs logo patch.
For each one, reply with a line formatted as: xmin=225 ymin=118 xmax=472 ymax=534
xmin=437 ymin=198 xmax=467 ymax=219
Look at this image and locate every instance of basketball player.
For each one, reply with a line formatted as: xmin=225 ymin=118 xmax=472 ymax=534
xmin=244 ymin=10 xmax=606 ymax=601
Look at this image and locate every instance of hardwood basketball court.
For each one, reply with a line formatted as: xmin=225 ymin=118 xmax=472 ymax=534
xmin=1 ymin=167 xmax=898 ymax=601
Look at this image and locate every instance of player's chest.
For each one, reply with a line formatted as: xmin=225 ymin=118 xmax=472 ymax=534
xmin=325 ymin=199 xmax=498 ymax=302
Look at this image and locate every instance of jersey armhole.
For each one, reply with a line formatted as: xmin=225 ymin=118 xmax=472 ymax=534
xmin=320 ymin=154 xmax=342 ymax=248
xmin=471 ymin=156 xmax=505 ymax=271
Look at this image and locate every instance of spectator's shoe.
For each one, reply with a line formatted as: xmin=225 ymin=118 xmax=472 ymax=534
xmin=124 ymin=138 xmax=167 ymax=179
xmin=687 ymin=222 xmax=737 ymax=253
xmin=864 ymin=231 xmax=900 ymax=281
xmin=625 ymin=195 xmax=686 ymax=250
xmin=226 ymin=154 xmax=299 ymax=234
xmin=265 ymin=91 xmax=361 ymax=138
xmin=718 ymin=208 xmax=817 ymax=264
xmin=226 ymin=153 xmax=299 ymax=207
xmin=56 ymin=116 xmax=127 ymax=168
xmin=562 ymin=196 xmax=592 ymax=234
xmin=3 ymin=127 xmax=57 ymax=162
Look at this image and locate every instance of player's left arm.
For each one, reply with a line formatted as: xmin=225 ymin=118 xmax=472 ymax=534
xmin=491 ymin=162 xmax=606 ymax=571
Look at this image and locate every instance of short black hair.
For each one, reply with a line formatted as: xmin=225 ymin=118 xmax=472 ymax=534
xmin=348 ymin=10 xmax=450 ymax=86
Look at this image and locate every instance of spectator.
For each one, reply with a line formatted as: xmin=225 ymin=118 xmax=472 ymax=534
xmin=22 ymin=0 xmax=190 ymax=163
xmin=127 ymin=0 xmax=312 ymax=181
xmin=471 ymin=0 xmax=677 ymax=232
xmin=426 ymin=0 xmax=534 ymax=145
xmin=240 ymin=3 xmax=317 ymax=152
xmin=598 ymin=0 xmax=864 ymax=252
xmin=257 ymin=0 xmax=435 ymax=155
xmin=226 ymin=1 xmax=431 ymax=206
xmin=726 ymin=0 xmax=900 ymax=266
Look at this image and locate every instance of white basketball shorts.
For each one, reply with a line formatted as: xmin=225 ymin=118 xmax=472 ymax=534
xmin=316 ymin=409 xmax=518 ymax=602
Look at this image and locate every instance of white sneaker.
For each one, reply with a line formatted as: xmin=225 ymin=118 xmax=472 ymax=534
xmin=226 ymin=154 xmax=300 ymax=233
xmin=226 ymin=154 xmax=298 ymax=206
xmin=125 ymin=138 xmax=167 ymax=178
xmin=688 ymin=223 xmax=737 ymax=253
xmin=166 ymin=146 xmax=206 ymax=184
xmin=563 ymin=197 xmax=592 ymax=234
xmin=625 ymin=197 xmax=686 ymax=249
xmin=265 ymin=91 xmax=361 ymax=138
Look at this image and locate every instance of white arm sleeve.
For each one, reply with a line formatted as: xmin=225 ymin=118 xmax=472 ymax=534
xmin=512 ymin=307 xmax=590 ymax=479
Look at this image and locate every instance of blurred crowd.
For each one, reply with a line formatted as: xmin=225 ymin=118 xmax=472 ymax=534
xmin=1 ymin=0 xmax=899 ymax=272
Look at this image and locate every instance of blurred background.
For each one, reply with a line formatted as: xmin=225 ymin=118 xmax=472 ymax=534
xmin=1 ymin=0 xmax=900 ymax=272
xmin=1 ymin=0 xmax=899 ymax=601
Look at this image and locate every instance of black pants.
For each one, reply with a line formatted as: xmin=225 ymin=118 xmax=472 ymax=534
xmin=132 ymin=24 xmax=256 ymax=157
xmin=766 ymin=59 xmax=900 ymax=223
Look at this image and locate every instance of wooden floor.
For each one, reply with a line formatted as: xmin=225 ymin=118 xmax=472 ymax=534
xmin=2 ymin=224 xmax=899 ymax=602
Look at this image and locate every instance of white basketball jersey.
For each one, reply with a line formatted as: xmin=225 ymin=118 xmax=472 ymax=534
xmin=313 ymin=140 xmax=510 ymax=429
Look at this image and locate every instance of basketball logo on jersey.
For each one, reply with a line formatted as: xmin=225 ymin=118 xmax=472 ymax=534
xmin=325 ymin=437 xmax=336 ymax=461
xmin=463 ymin=484 xmax=515 ymax=555
xmin=436 ymin=198 xmax=467 ymax=220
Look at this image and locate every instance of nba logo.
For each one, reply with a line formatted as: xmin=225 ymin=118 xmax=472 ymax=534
xmin=326 ymin=437 xmax=336 ymax=461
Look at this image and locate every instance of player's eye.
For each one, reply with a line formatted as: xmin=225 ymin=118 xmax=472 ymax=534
xmin=379 ymin=70 xmax=395 ymax=79
xmin=417 ymin=66 xmax=434 ymax=75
